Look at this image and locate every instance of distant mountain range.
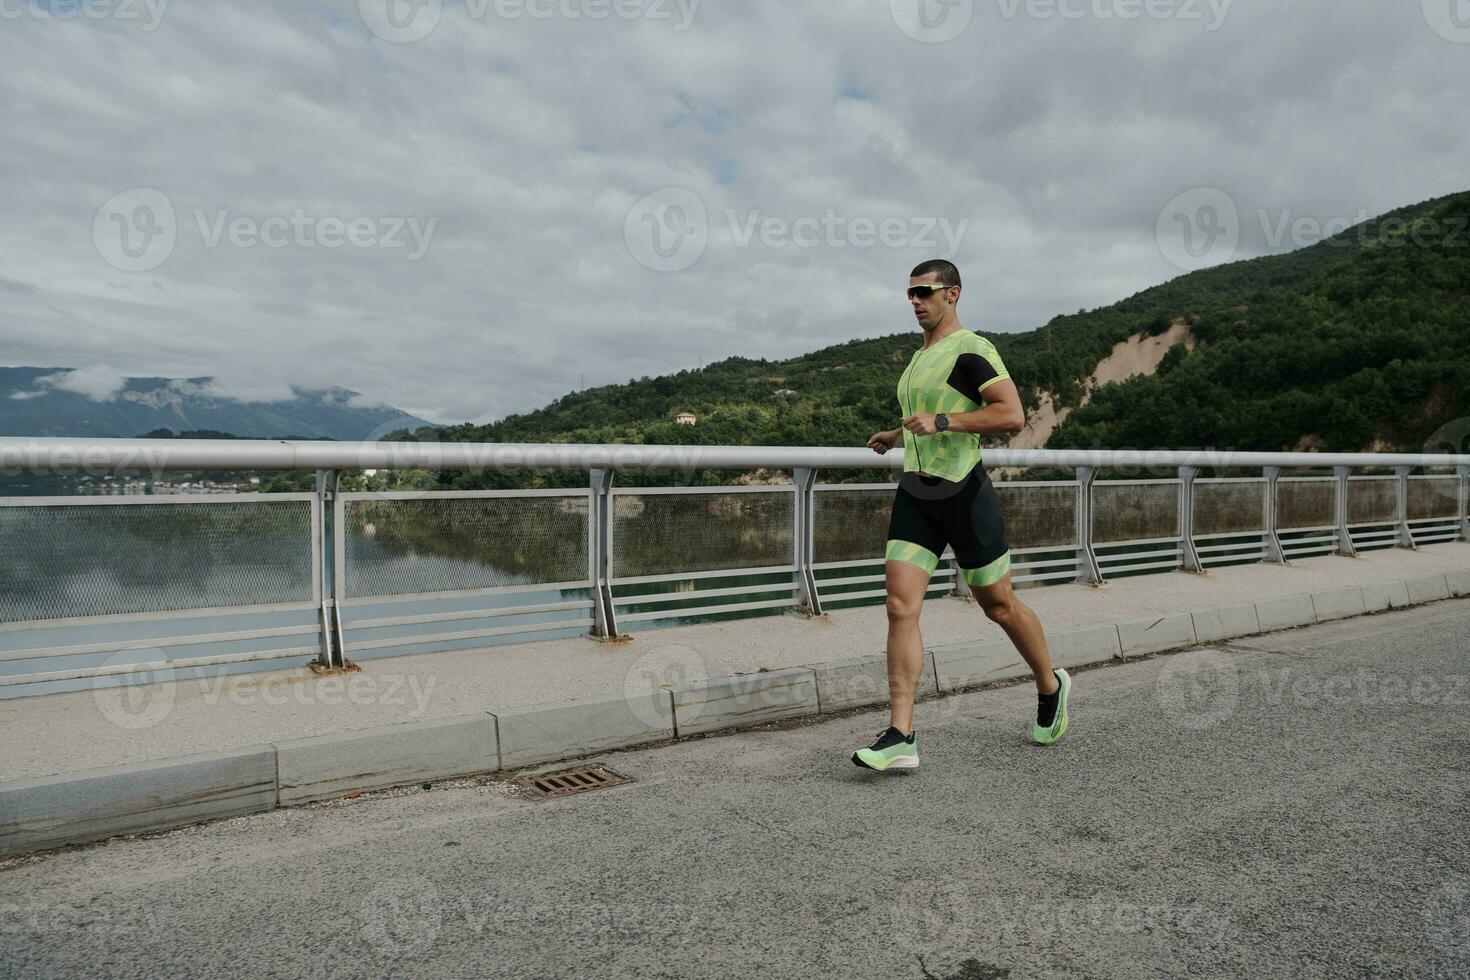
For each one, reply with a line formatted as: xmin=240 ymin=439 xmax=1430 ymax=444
xmin=0 ymin=368 xmax=437 ymax=442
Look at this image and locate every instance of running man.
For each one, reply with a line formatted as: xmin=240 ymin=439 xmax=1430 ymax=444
xmin=852 ymin=259 xmax=1070 ymax=771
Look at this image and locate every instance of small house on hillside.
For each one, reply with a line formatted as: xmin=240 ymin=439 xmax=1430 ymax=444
xmin=674 ymin=412 xmax=697 ymax=426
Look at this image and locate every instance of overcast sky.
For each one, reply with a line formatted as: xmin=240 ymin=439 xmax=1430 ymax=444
xmin=2 ymin=0 xmax=1466 ymax=425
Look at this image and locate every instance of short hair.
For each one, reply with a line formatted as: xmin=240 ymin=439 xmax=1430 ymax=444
xmin=910 ymin=259 xmax=961 ymax=289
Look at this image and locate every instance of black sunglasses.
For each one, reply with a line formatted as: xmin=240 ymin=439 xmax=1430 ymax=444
xmin=907 ymin=283 xmax=955 ymax=300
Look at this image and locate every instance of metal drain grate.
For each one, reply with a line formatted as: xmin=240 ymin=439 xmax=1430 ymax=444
xmin=515 ymin=766 xmax=630 ymax=799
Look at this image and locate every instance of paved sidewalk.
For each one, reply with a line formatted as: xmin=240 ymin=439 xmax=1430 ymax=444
xmin=3 ymin=543 xmax=1469 ymax=781
xmin=2 ymin=603 xmax=1466 ymax=979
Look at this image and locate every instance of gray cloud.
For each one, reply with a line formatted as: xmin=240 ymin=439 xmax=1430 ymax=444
xmin=0 ymin=0 xmax=1465 ymax=426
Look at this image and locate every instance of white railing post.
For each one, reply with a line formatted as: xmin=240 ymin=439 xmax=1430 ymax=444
xmin=588 ymin=468 xmax=620 ymax=639
xmin=1459 ymin=465 xmax=1470 ymax=543
xmin=1075 ymin=466 xmax=1102 ymax=585
xmin=792 ymin=468 xmax=823 ymax=616
xmin=1333 ymin=466 xmax=1358 ymax=558
xmin=1263 ymin=466 xmax=1285 ymax=564
xmin=1179 ymin=465 xmax=1202 ymax=573
xmin=1395 ymin=465 xmax=1417 ymax=550
xmin=312 ymin=468 xmax=349 ymax=670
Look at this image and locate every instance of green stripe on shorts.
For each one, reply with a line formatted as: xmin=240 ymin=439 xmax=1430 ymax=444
xmin=885 ymin=539 xmax=941 ymax=575
xmin=962 ymin=551 xmax=1011 ymax=587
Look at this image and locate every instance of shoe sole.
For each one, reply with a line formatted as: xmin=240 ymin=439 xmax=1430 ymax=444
xmin=852 ymin=752 xmax=919 ymax=771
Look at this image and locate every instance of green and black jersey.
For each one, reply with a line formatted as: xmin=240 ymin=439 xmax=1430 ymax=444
xmin=895 ymin=328 xmax=1011 ymax=482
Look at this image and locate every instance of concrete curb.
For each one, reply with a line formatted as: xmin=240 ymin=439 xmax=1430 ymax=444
xmin=3 ymin=573 xmax=1467 ymax=856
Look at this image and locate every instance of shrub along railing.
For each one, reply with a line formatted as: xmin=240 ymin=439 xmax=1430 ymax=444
xmin=1 ymin=438 xmax=1466 ymax=695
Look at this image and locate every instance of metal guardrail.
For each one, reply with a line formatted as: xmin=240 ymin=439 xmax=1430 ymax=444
xmin=1 ymin=437 xmax=1468 ymax=694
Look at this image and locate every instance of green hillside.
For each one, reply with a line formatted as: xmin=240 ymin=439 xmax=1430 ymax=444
xmin=384 ymin=190 xmax=1470 ymax=490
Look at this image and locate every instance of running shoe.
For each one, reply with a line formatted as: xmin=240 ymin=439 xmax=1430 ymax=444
xmin=852 ymin=727 xmax=918 ymax=771
xmin=1033 ymin=668 xmax=1071 ymax=746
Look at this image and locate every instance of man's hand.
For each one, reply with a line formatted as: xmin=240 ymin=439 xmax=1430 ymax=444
xmin=867 ymin=429 xmax=901 ymax=454
xmin=903 ymin=414 xmax=940 ymax=437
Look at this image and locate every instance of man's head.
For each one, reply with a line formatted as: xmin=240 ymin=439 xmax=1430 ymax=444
xmin=908 ymin=259 xmax=962 ymax=332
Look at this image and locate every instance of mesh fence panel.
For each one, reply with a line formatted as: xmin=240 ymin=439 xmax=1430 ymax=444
xmin=813 ymin=489 xmax=892 ymax=564
xmin=1193 ymin=481 xmax=1266 ymax=536
xmin=345 ymin=496 xmax=588 ymax=598
xmin=613 ymin=490 xmax=794 ymax=577
xmin=1277 ymin=480 xmax=1337 ymax=530
xmin=1346 ymin=479 xmax=1397 ymax=525
xmin=1094 ymin=482 xmax=1180 ymax=544
xmin=1407 ymin=478 xmax=1460 ymax=521
xmin=0 ymin=500 xmax=313 ymax=623
xmin=994 ymin=484 xmax=1078 ymax=550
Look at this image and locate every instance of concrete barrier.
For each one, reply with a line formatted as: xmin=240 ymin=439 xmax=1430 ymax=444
xmin=670 ymin=667 xmax=819 ymax=736
xmin=274 ymin=715 xmax=497 ymax=805
xmin=1117 ymin=614 xmax=1196 ymax=657
xmin=931 ymin=637 xmax=1027 ymax=691
xmin=809 ymin=653 xmax=936 ymax=713
xmin=1191 ymin=603 xmax=1260 ymax=644
xmin=1447 ymin=569 xmax=1470 ymax=598
xmin=1048 ymin=624 xmax=1124 ymax=667
xmin=1360 ymin=579 xmax=1411 ymax=613
xmin=1312 ymin=587 xmax=1367 ymax=623
xmin=496 ymin=691 xmax=674 ymax=770
xmin=0 ymin=746 xmax=276 ymax=856
xmin=1255 ymin=594 xmax=1316 ymax=631
xmin=1404 ymin=574 xmax=1450 ymax=605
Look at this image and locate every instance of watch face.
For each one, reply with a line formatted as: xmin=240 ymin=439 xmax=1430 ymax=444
xmin=936 ymin=414 xmax=948 ymax=431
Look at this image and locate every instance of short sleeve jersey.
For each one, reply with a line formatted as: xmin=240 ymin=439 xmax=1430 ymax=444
xmin=896 ymin=328 xmax=1011 ymax=482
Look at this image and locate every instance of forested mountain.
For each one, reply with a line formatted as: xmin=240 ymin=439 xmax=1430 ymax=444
xmin=387 ymin=191 xmax=1470 ymax=488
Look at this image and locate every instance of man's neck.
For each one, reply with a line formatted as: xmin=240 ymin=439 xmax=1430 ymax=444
xmin=921 ymin=318 xmax=964 ymax=349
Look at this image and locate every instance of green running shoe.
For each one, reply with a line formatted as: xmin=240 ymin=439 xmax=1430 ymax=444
xmin=852 ymin=727 xmax=918 ymax=771
xmin=1033 ymin=668 xmax=1071 ymax=745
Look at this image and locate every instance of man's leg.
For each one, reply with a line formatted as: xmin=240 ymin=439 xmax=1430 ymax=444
xmin=970 ymin=569 xmax=1058 ymax=695
xmin=885 ymin=558 xmax=932 ymax=735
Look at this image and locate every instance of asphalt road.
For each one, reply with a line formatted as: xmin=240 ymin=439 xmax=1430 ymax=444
xmin=2 ymin=601 xmax=1468 ymax=980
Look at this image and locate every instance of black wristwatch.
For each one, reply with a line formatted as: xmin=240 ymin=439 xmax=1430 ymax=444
xmin=935 ymin=413 xmax=950 ymax=432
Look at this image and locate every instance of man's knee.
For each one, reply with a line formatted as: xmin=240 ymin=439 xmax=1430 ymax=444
xmin=886 ymin=593 xmax=923 ymax=623
xmin=980 ymin=595 xmax=1019 ymax=626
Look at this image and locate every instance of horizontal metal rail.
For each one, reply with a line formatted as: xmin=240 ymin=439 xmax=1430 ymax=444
xmin=7 ymin=436 xmax=1470 ymax=473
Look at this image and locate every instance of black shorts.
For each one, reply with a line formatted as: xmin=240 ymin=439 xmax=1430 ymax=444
xmin=885 ymin=466 xmax=1012 ymax=587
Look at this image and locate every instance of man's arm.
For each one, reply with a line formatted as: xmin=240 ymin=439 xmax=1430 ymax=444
xmin=902 ymin=379 xmax=1025 ymax=436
